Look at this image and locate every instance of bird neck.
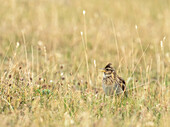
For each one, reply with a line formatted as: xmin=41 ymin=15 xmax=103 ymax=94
xmin=103 ymin=73 xmax=112 ymax=78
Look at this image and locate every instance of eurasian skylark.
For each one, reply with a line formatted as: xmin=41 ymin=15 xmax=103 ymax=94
xmin=101 ymin=63 xmax=128 ymax=97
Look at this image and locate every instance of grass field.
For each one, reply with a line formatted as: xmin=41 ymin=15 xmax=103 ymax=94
xmin=0 ymin=0 xmax=170 ymax=127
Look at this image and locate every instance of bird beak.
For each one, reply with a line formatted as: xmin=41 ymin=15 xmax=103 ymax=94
xmin=99 ymin=68 xmax=106 ymax=72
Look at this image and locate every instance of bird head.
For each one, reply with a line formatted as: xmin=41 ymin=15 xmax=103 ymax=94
xmin=100 ymin=63 xmax=116 ymax=78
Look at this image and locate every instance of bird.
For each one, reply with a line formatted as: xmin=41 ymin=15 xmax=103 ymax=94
xmin=100 ymin=63 xmax=128 ymax=97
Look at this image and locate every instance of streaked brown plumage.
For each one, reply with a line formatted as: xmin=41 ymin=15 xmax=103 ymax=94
xmin=101 ymin=63 xmax=128 ymax=97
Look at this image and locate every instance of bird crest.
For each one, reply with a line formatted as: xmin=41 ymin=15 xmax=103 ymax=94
xmin=104 ymin=63 xmax=112 ymax=69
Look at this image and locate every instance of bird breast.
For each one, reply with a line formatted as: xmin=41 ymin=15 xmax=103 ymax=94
xmin=102 ymin=78 xmax=123 ymax=95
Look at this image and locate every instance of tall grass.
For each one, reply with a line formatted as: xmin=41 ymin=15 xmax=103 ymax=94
xmin=0 ymin=0 xmax=169 ymax=127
